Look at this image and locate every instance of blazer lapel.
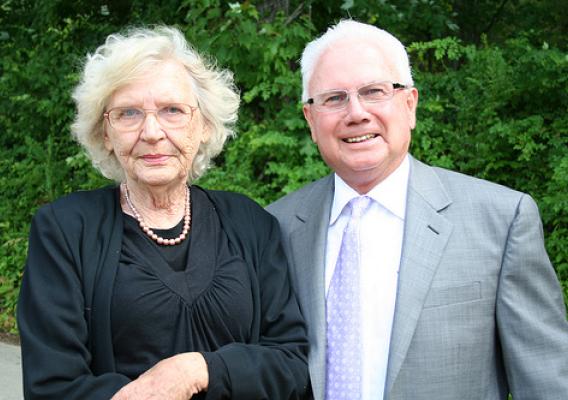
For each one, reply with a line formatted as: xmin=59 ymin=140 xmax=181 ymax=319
xmin=288 ymin=175 xmax=334 ymax=400
xmin=384 ymin=157 xmax=454 ymax=397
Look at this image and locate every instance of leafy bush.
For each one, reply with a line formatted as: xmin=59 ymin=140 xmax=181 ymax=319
xmin=0 ymin=0 xmax=566 ymax=333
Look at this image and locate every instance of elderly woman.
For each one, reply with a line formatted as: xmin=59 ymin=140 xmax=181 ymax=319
xmin=17 ymin=26 xmax=309 ymax=399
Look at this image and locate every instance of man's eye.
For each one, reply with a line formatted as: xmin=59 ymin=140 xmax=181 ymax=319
xmin=322 ymin=93 xmax=347 ymax=105
xmin=361 ymin=87 xmax=387 ymax=97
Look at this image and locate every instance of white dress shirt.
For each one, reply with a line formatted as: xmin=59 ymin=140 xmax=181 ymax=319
xmin=325 ymin=155 xmax=409 ymax=400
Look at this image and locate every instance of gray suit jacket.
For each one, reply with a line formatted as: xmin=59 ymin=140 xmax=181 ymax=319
xmin=267 ymin=156 xmax=568 ymax=400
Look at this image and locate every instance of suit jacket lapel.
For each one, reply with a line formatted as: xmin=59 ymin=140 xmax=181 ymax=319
xmin=288 ymin=175 xmax=334 ymax=400
xmin=384 ymin=157 xmax=454 ymax=397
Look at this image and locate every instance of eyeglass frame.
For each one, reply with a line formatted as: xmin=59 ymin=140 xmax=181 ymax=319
xmin=103 ymin=103 xmax=198 ymax=131
xmin=305 ymin=81 xmax=409 ymax=113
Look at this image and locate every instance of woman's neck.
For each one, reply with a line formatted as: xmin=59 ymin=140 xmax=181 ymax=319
xmin=121 ymin=180 xmax=188 ymax=229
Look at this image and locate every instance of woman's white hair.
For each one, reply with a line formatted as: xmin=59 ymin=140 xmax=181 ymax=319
xmin=71 ymin=26 xmax=240 ymax=182
xmin=300 ymin=20 xmax=413 ymax=102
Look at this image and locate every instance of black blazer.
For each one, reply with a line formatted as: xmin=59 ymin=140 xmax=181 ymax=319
xmin=18 ymin=186 xmax=309 ymax=399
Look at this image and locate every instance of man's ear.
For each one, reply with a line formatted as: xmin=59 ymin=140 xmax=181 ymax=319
xmin=303 ymin=104 xmax=317 ymax=143
xmin=406 ymin=87 xmax=419 ymax=129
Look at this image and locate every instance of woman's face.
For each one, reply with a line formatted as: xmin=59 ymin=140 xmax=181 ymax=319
xmin=103 ymin=60 xmax=209 ymax=189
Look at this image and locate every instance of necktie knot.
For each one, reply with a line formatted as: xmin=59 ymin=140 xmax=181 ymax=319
xmin=349 ymin=196 xmax=372 ymax=220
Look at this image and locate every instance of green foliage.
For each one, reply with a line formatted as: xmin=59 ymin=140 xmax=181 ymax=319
xmin=0 ymin=0 xmax=566 ymax=333
xmin=0 ymin=2 xmax=115 ymax=332
xmin=179 ymin=1 xmax=327 ymax=203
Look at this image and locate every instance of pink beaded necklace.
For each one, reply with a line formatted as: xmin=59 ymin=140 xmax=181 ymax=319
xmin=122 ymin=183 xmax=191 ymax=246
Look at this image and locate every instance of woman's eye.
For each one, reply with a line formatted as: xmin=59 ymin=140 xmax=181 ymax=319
xmin=163 ymin=105 xmax=183 ymax=114
xmin=119 ymin=108 xmax=142 ymax=119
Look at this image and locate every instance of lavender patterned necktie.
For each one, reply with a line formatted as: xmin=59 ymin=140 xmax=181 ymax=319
xmin=326 ymin=196 xmax=371 ymax=400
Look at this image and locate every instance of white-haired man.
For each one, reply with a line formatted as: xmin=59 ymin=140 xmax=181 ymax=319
xmin=268 ymin=20 xmax=568 ymax=400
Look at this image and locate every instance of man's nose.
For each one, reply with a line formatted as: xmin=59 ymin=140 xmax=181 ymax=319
xmin=345 ymin=94 xmax=370 ymax=123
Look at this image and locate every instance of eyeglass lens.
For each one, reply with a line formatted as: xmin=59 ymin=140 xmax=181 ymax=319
xmin=313 ymin=81 xmax=402 ymax=112
xmin=107 ymin=104 xmax=193 ymax=130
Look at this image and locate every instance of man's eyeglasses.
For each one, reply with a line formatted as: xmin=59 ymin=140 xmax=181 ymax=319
xmin=104 ymin=103 xmax=197 ymax=131
xmin=306 ymin=81 xmax=409 ymax=113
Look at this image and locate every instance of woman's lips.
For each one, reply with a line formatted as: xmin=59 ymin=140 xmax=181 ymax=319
xmin=141 ymin=154 xmax=170 ymax=163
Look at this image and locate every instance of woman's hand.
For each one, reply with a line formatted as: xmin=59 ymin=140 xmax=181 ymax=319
xmin=111 ymin=352 xmax=209 ymax=400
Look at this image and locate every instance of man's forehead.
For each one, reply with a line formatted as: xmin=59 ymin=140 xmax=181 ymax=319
xmin=309 ymin=40 xmax=399 ymax=91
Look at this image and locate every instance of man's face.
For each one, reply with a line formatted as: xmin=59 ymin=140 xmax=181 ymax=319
xmin=303 ymin=40 xmax=418 ymax=194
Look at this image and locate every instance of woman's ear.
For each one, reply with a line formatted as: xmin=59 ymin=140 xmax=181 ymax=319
xmin=200 ymin=119 xmax=212 ymax=144
xmin=103 ymin=127 xmax=114 ymax=152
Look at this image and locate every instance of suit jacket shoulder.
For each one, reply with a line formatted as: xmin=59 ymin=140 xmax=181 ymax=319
xmin=409 ymin=157 xmax=531 ymax=224
xmin=430 ymin=162 xmax=523 ymax=200
xmin=267 ymin=175 xmax=334 ymax=224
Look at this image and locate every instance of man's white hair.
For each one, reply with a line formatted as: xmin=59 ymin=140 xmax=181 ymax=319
xmin=71 ymin=26 xmax=240 ymax=182
xmin=300 ymin=20 xmax=413 ymax=102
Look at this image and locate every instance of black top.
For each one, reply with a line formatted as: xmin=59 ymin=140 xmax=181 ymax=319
xmin=18 ymin=185 xmax=309 ymax=399
xmin=112 ymin=189 xmax=253 ymax=396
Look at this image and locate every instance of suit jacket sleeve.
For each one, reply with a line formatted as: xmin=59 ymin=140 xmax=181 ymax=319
xmin=17 ymin=203 xmax=130 ymax=399
xmin=497 ymin=194 xmax=568 ymax=399
xmin=202 ymin=191 xmax=310 ymax=399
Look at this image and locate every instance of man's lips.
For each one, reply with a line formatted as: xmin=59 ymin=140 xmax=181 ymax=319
xmin=342 ymin=133 xmax=379 ymax=143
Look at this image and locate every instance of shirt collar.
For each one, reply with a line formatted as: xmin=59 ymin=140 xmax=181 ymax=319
xmin=330 ymin=155 xmax=410 ymax=226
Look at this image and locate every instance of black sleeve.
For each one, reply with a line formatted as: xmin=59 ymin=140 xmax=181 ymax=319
xmin=202 ymin=196 xmax=310 ymax=399
xmin=17 ymin=204 xmax=130 ymax=399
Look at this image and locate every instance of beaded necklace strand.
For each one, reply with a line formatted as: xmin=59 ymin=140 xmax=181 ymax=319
xmin=122 ymin=183 xmax=191 ymax=246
